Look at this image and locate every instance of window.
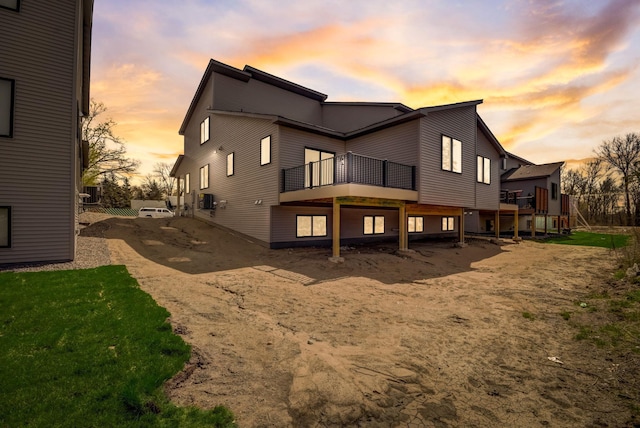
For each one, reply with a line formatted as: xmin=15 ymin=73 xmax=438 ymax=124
xmin=364 ymin=215 xmax=385 ymax=235
xmin=296 ymin=215 xmax=327 ymax=237
xmin=441 ymin=216 xmax=455 ymax=231
xmin=408 ymin=216 xmax=424 ymax=233
xmin=227 ymin=152 xmax=234 ymax=176
xmin=477 ymin=156 xmax=491 ymax=184
xmin=0 ymin=206 xmax=10 ymax=247
xmin=0 ymin=0 xmax=19 ymax=11
xmin=551 ymin=182 xmax=558 ymax=200
xmin=199 ymin=164 xmax=209 ymax=189
xmin=305 ymin=147 xmax=334 ymax=187
xmin=0 ymin=78 xmax=15 ymax=137
xmin=260 ymin=135 xmax=271 ymax=165
xmin=442 ymin=135 xmax=462 ymax=173
xmin=184 ymin=173 xmax=190 ymax=194
xmin=200 ymin=116 xmax=210 ymax=144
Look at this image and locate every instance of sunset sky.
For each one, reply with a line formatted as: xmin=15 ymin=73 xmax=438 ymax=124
xmin=91 ymin=0 xmax=640 ymax=180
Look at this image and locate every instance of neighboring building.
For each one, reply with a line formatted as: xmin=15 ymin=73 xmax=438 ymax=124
xmin=171 ymin=59 xmax=569 ymax=258
xmin=501 ymin=160 xmax=571 ymax=235
xmin=0 ymin=0 xmax=94 ymax=264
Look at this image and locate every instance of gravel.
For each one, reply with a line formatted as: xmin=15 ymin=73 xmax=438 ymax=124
xmin=0 ymin=212 xmax=115 ymax=273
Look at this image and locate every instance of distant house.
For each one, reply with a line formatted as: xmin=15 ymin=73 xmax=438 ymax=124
xmin=171 ymin=59 xmax=570 ymax=258
xmin=501 ymin=160 xmax=570 ymax=234
xmin=0 ymin=0 xmax=94 ymax=264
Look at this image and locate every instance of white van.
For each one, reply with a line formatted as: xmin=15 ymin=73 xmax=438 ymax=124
xmin=138 ymin=207 xmax=174 ymax=218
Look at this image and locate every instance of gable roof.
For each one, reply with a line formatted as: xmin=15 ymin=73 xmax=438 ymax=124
xmin=179 ymin=59 xmax=328 ymax=135
xmin=477 ymin=114 xmax=506 ymax=157
xmin=506 ymin=151 xmax=534 ymax=165
xmin=322 ymin=101 xmax=414 ymax=114
xmin=502 ymin=162 xmax=564 ymax=181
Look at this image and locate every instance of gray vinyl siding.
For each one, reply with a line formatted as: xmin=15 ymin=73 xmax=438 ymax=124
xmin=346 ymin=120 xmax=419 ymax=166
xmin=279 ymin=127 xmax=346 ymax=170
xmin=322 ymin=104 xmax=405 ymax=133
xmin=270 ymin=206 xmax=401 ymax=244
xmin=418 ymin=106 xmax=477 ymax=207
xmin=270 ymin=207 xmax=457 ymax=246
xmin=547 ymin=168 xmax=562 ymax=216
xmin=0 ymin=0 xmax=83 ymax=264
xmin=271 ymin=206 xmax=333 ymax=244
xmin=213 ymin=72 xmax=322 ymax=125
xmin=183 ymin=114 xmax=279 ymax=244
xmin=475 ymin=128 xmax=500 ymax=211
xmin=505 ymin=178 xmax=546 ymax=201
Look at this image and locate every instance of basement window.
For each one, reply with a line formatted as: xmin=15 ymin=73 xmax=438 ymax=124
xmin=441 ymin=216 xmax=455 ymax=231
xmin=408 ymin=216 xmax=424 ymax=233
xmin=364 ymin=215 xmax=384 ymax=235
xmin=296 ymin=215 xmax=327 ymax=237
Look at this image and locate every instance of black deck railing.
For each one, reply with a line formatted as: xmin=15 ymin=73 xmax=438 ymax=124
xmin=282 ymin=152 xmax=416 ymax=193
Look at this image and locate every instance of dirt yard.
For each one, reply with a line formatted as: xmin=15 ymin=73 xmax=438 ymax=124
xmin=82 ymin=216 xmax=639 ymax=427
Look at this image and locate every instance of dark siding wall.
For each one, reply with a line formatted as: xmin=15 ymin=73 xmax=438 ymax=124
xmin=322 ymin=104 xmax=405 ymax=132
xmin=418 ymin=106 xmax=477 ymax=207
xmin=181 ymin=114 xmax=279 ymax=243
xmin=547 ymin=168 xmax=562 ymax=216
xmin=505 ymin=178 xmax=546 ymax=201
xmin=475 ymin=129 xmax=500 ymax=210
xmin=271 ymin=207 xmax=457 ymax=245
xmin=271 ymin=206 xmax=333 ymax=244
xmin=214 ymin=73 xmax=322 ymax=125
xmin=346 ymin=121 xmax=419 ymax=166
xmin=0 ymin=0 xmax=82 ymax=264
xmin=279 ymin=127 xmax=346 ymax=170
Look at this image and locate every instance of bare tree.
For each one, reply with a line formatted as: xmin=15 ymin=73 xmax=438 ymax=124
xmin=82 ymin=99 xmax=139 ymax=185
xmin=582 ymin=159 xmax=603 ymax=223
xmin=596 ymin=133 xmax=640 ymax=226
xmin=152 ymin=162 xmax=176 ymax=198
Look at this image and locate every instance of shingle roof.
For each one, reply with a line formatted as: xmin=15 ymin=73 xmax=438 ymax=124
xmin=502 ymin=162 xmax=564 ymax=181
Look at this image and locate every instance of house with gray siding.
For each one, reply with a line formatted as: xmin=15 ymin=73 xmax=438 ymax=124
xmin=501 ymin=161 xmax=570 ymax=235
xmin=0 ymin=0 xmax=93 ymax=264
xmin=171 ymin=59 xmax=569 ymax=257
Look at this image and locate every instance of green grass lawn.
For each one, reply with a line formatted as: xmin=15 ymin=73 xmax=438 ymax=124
xmin=0 ymin=266 xmax=235 ymax=427
xmin=542 ymin=231 xmax=631 ymax=249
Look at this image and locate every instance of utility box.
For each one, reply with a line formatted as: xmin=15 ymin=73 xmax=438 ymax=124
xmin=198 ymin=193 xmax=215 ymax=209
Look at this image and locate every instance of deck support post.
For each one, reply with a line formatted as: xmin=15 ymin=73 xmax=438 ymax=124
xmin=495 ymin=210 xmax=500 ymax=238
xmin=531 ymin=213 xmax=536 ymax=238
xmin=514 ymin=211 xmax=519 ymax=240
xmin=399 ymin=203 xmax=408 ymax=251
xmin=332 ymin=198 xmax=340 ymax=258
xmin=459 ymin=208 xmax=465 ymax=244
xmin=544 ymin=214 xmax=548 ymax=235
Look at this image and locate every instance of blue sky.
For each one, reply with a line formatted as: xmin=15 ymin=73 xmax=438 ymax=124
xmin=91 ymin=0 xmax=640 ymax=179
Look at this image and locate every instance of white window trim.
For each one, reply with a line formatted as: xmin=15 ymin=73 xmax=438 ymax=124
xmin=184 ymin=173 xmax=190 ymax=194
